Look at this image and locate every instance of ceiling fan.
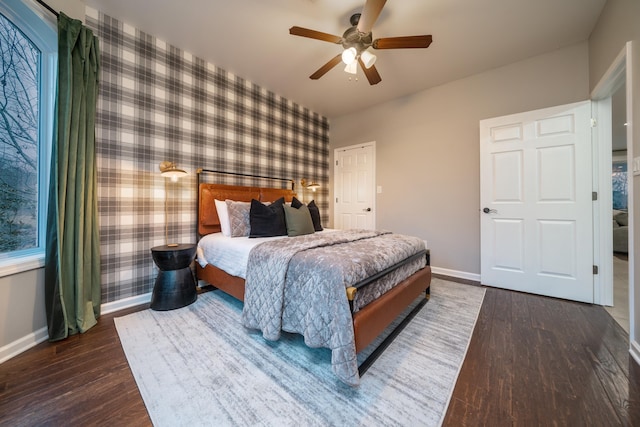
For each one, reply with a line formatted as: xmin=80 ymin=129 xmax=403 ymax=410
xmin=289 ymin=0 xmax=433 ymax=85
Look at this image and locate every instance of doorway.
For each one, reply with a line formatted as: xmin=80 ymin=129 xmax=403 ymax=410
xmin=591 ymin=41 xmax=634 ymax=339
xmin=608 ymin=81 xmax=630 ymax=332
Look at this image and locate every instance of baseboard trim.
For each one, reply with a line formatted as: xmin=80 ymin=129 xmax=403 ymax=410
xmin=431 ymin=266 xmax=480 ymax=282
xmin=0 ymin=326 xmax=48 ymax=364
xmin=101 ymin=292 xmax=152 ymax=315
xmin=1 ymin=292 xmax=152 ymax=365
xmin=631 ymin=339 xmax=640 ymax=366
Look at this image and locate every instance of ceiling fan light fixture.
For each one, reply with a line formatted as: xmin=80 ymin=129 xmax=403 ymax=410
xmin=341 ymin=47 xmax=357 ymax=65
xmin=360 ymin=49 xmax=377 ymax=69
xmin=290 ymin=1 xmax=433 ymax=85
xmin=344 ymin=61 xmax=358 ymax=74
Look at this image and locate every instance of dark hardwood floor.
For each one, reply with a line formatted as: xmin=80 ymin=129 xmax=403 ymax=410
xmin=0 ymin=303 xmax=152 ymax=426
xmin=2 ymin=284 xmax=640 ymax=426
xmin=444 ymin=285 xmax=640 ymax=426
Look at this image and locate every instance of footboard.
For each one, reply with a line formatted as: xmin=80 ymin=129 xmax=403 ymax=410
xmin=353 ymin=265 xmax=431 ymax=352
xmin=346 ymin=249 xmax=431 ymax=351
xmin=197 ymin=249 xmax=432 ymax=356
xmin=346 ymin=249 xmax=429 ymax=313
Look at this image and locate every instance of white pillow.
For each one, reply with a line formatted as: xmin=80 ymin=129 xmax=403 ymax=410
xmin=214 ymin=199 xmax=231 ymax=236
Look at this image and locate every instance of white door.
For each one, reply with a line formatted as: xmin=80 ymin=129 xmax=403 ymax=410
xmin=334 ymin=143 xmax=375 ymax=230
xmin=480 ymin=101 xmax=594 ymax=303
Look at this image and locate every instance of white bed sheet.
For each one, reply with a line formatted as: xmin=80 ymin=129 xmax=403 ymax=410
xmin=197 ymin=230 xmax=335 ymax=279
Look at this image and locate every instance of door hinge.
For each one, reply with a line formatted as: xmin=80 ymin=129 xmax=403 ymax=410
xmin=593 ymin=265 xmax=599 ymax=275
xmin=592 ymin=191 xmax=598 ymax=201
xmin=336 ymin=197 xmax=338 ymax=203
xmin=336 ymin=160 xmax=339 ymax=166
xmin=590 ymin=118 xmax=597 ymax=127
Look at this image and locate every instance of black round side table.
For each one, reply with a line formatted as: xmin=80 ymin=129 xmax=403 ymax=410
xmin=150 ymin=243 xmax=197 ymax=311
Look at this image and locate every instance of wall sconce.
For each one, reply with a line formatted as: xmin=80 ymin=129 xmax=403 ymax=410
xmin=159 ymin=161 xmax=188 ymax=182
xmin=159 ymin=161 xmax=188 ymax=246
xmin=300 ymin=178 xmax=320 ymax=192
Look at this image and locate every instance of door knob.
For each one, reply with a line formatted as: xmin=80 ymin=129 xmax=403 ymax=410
xmin=363 ymin=207 xmax=372 ymax=212
xmin=482 ymin=207 xmax=497 ymax=214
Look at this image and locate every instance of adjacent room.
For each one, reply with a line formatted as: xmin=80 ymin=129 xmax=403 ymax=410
xmin=2 ymin=0 xmax=640 ymax=425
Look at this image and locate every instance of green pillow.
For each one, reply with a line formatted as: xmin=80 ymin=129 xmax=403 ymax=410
xmin=283 ymin=204 xmax=315 ymax=237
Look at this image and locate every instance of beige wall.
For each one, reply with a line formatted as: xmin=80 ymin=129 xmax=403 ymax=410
xmin=0 ymin=269 xmax=46 ymax=347
xmin=330 ymin=42 xmax=590 ymax=276
xmin=589 ymin=0 xmax=640 ymax=352
xmin=46 ymin=0 xmax=85 ymax=21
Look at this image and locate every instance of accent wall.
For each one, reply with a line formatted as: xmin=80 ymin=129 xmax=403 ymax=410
xmin=85 ymin=7 xmax=329 ymax=303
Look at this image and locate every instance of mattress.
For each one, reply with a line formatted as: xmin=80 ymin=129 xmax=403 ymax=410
xmin=196 ymin=229 xmax=337 ymax=279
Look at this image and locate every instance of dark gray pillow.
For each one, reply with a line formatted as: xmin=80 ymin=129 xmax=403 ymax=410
xmin=291 ymin=197 xmax=323 ymax=231
xmin=249 ymin=198 xmax=286 ymax=238
xmin=283 ymin=204 xmax=315 ymax=237
xmin=307 ymin=200 xmax=323 ymax=231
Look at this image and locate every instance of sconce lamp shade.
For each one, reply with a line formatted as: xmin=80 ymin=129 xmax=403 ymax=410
xmin=341 ymin=47 xmax=357 ymax=65
xmin=301 ymin=178 xmax=320 ymax=192
xmin=159 ymin=161 xmax=188 ymax=182
xmin=360 ymin=50 xmax=377 ymax=69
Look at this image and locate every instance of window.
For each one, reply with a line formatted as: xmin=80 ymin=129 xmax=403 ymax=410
xmin=612 ymin=158 xmax=628 ymax=210
xmin=0 ymin=0 xmax=56 ymax=275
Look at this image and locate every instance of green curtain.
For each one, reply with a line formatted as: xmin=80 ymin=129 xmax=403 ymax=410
xmin=45 ymin=13 xmax=101 ymax=341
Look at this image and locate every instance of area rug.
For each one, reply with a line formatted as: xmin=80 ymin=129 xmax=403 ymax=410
xmin=114 ymin=278 xmax=485 ymax=426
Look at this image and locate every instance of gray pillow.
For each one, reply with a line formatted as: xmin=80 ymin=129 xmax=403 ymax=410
xmin=226 ymin=200 xmax=251 ymax=237
xmin=615 ymin=211 xmax=629 ymax=226
xmin=291 ymin=197 xmax=323 ymax=231
xmin=283 ymin=204 xmax=315 ymax=237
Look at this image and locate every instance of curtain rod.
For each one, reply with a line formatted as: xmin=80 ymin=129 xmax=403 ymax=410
xmin=35 ymin=0 xmax=59 ymax=18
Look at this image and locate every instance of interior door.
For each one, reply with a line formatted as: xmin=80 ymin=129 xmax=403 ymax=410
xmin=334 ymin=143 xmax=375 ymax=230
xmin=480 ymin=101 xmax=594 ymax=303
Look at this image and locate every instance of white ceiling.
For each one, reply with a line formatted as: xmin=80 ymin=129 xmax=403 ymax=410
xmin=86 ymin=0 xmax=607 ymax=119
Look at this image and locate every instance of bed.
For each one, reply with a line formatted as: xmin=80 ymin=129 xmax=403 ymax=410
xmin=195 ymin=170 xmax=432 ymax=386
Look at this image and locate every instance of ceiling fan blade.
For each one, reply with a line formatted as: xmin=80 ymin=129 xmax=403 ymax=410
xmin=289 ymin=26 xmax=342 ymax=44
xmin=357 ymin=0 xmax=387 ymax=34
xmin=310 ymin=54 xmax=343 ymax=80
xmin=358 ymin=57 xmax=382 ymax=85
xmin=373 ymin=35 xmax=433 ymax=49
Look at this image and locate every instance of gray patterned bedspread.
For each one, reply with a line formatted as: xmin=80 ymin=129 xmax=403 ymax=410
xmin=241 ymin=229 xmax=426 ymax=386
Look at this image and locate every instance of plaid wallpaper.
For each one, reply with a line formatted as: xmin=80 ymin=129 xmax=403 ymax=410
xmin=85 ymin=8 xmax=330 ymax=303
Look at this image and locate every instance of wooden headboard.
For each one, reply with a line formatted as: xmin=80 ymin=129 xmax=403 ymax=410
xmin=198 ymin=183 xmax=296 ymax=237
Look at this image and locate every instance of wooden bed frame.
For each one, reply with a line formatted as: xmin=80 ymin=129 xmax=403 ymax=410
xmin=195 ymin=171 xmax=432 ymax=372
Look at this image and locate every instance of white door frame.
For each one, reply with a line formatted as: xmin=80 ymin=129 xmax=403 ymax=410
xmin=591 ymin=42 xmax=634 ymax=340
xmin=592 ymin=95 xmax=613 ymax=306
xmin=333 ymin=141 xmax=376 ymax=229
